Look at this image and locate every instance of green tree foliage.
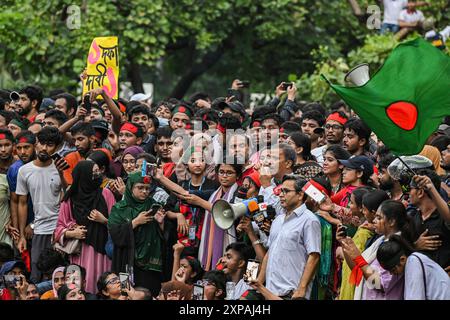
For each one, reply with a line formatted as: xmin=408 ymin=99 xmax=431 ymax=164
xmin=0 ymin=0 xmax=448 ymax=102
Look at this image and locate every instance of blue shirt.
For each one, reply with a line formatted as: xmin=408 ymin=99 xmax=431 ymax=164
xmin=265 ymin=204 xmax=321 ymax=298
xmin=7 ymin=160 xmax=34 ymax=224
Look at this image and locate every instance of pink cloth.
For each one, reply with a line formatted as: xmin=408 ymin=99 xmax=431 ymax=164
xmin=54 ymin=188 xmax=116 ymax=294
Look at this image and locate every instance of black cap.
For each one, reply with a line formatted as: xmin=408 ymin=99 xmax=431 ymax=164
xmin=218 ymin=101 xmax=246 ymax=117
xmin=338 ymin=156 xmax=374 ymax=176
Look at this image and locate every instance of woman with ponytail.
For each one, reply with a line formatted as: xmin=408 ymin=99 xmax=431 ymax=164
xmin=338 ymin=200 xmax=417 ymax=300
xmin=377 ymin=235 xmax=450 ymax=300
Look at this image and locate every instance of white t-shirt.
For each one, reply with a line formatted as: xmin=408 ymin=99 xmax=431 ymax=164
xmin=399 ymin=9 xmax=425 ymax=24
xmin=16 ymin=162 xmax=62 ymax=235
xmin=383 ymin=0 xmax=408 ymax=25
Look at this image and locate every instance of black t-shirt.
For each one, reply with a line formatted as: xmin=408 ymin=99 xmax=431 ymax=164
xmin=410 ymin=206 xmax=450 ymax=269
xmin=165 ymin=178 xmax=219 ymax=212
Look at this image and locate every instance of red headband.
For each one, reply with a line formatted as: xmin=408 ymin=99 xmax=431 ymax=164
xmin=326 ymin=112 xmax=347 ymax=126
xmin=306 ymin=180 xmax=330 ymax=197
xmin=120 ymin=123 xmax=138 ymax=135
xmin=19 ymin=137 xmax=28 ymax=144
xmin=0 ymin=134 xmax=6 ymax=140
xmin=252 ymin=121 xmax=261 ymax=128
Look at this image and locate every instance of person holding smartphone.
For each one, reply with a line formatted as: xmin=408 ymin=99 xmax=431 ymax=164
xmin=108 ymin=172 xmax=169 ymax=297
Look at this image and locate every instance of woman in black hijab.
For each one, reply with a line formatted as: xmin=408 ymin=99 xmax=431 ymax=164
xmin=54 ymin=160 xmax=116 ymax=294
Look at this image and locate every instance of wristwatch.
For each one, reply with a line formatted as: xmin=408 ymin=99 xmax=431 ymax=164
xmin=252 ymin=239 xmax=262 ymax=246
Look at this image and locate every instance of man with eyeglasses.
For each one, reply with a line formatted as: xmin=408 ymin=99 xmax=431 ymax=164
xmin=312 ymin=111 xmax=349 ymax=166
xmin=256 ymin=175 xmax=321 ymax=300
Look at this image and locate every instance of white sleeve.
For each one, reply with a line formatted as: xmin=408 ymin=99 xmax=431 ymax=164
xmin=440 ymin=26 xmax=450 ymax=42
xmin=404 ymin=255 xmax=426 ymax=300
xmin=398 ymin=10 xmax=407 ymax=21
xmin=15 ymin=167 xmax=28 ymax=196
xmin=258 ymin=184 xmax=282 ymax=215
xmin=418 ymin=12 xmax=425 ymax=22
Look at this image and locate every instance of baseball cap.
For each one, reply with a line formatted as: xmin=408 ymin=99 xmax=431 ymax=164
xmin=338 ymin=155 xmax=374 ymax=176
xmin=218 ymin=101 xmax=246 ymax=117
xmin=91 ymin=119 xmax=109 ymax=140
xmin=130 ymin=93 xmax=152 ymax=102
xmin=39 ymin=98 xmax=55 ymax=112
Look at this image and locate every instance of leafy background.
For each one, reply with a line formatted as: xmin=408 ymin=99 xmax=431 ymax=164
xmin=0 ymin=0 xmax=448 ymax=105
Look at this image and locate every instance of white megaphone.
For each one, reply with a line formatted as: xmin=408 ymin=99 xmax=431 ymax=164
xmin=212 ymin=198 xmax=260 ymax=230
xmin=345 ymin=63 xmax=370 ymax=87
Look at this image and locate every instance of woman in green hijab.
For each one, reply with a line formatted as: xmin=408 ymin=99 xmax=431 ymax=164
xmin=108 ymin=172 xmax=167 ymax=297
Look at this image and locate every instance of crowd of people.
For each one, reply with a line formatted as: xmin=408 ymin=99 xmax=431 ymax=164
xmin=0 ymin=72 xmax=449 ymax=301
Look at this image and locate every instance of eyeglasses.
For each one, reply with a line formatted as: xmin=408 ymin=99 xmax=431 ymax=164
xmin=280 ymin=188 xmax=296 ymax=194
xmin=105 ymin=277 xmax=120 ymax=286
xmin=197 ymin=280 xmax=216 ymax=287
xmin=325 ymin=124 xmax=343 ymax=131
xmin=218 ymin=170 xmax=236 ymax=177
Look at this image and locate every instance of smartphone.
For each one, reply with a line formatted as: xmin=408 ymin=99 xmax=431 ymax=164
xmin=119 ymin=272 xmax=130 ymax=295
xmin=3 ymin=275 xmax=21 ymax=288
xmin=302 ymin=182 xmax=325 ymax=204
xmin=281 ymin=82 xmax=293 ymax=90
xmin=339 ymin=225 xmax=348 ymax=238
xmin=239 ymin=80 xmax=250 ymax=88
xmin=244 ymin=259 xmax=260 ymax=283
xmin=192 ymin=284 xmax=204 ymax=300
xmin=148 ymin=203 xmax=162 ymax=217
xmin=83 ymin=95 xmax=92 ymax=113
xmin=51 ymin=153 xmax=62 ymax=161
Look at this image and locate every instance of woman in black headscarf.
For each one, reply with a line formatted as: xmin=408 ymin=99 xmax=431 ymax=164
xmin=54 ymin=160 xmax=116 ymax=294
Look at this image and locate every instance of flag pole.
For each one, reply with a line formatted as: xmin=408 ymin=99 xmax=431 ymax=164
xmin=395 ymin=156 xmax=416 ymax=176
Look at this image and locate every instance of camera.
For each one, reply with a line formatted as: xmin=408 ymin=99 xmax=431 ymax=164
xmin=281 ymin=82 xmax=293 ymax=90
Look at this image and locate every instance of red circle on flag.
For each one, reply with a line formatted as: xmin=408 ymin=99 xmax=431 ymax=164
xmin=386 ymin=101 xmax=418 ymax=131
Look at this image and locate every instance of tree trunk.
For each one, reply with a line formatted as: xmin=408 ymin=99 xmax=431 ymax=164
xmin=348 ymin=0 xmax=363 ymax=16
xmin=169 ymin=44 xmax=229 ymax=99
xmin=127 ymin=60 xmax=144 ymax=93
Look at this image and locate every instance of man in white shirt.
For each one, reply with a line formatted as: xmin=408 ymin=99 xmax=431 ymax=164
xmin=398 ymin=1 xmax=426 ymax=29
xmin=257 ymin=175 xmax=321 ymax=299
xmin=16 ymin=126 xmax=68 ymax=282
xmin=380 ymin=0 xmax=408 ymax=34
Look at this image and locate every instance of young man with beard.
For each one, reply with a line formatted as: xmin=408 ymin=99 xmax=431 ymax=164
xmin=378 ymin=153 xmax=407 ymax=202
xmin=312 ymin=111 xmax=348 ymax=166
xmin=17 ymin=85 xmax=43 ymax=123
xmin=62 ymin=122 xmax=96 ymax=185
xmin=15 ymin=126 xmax=69 ymax=282
xmin=257 ymin=175 xmax=321 ymax=300
xmin=6 ymin=131 xmax=37 ymax=247
xmin=343 ymin=118 xmax=373 ymax=158
xmin=0 ymin=129 xmax=16 ymax=174
xmin=53 ymin=93 xmax=77 ymax=118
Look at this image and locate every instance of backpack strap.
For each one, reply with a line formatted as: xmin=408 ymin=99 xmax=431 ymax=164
xmin=411 ymin=253 xmax=427 ymax=300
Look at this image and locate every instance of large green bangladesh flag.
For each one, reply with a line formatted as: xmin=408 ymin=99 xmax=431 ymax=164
xmin=324 ymin=38 xmax=450 ymax=155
